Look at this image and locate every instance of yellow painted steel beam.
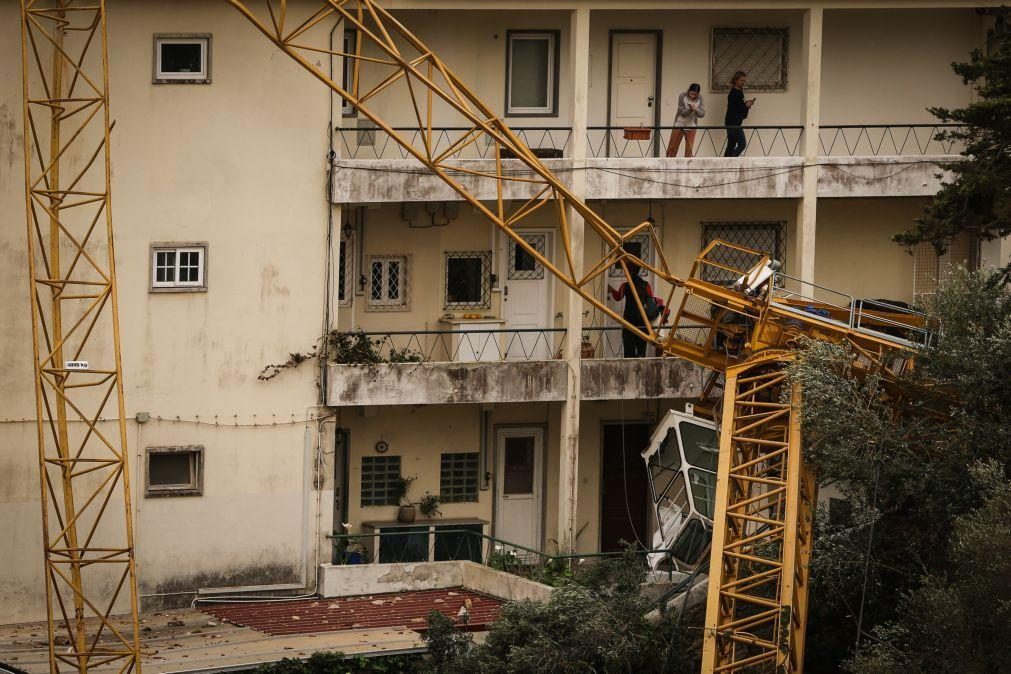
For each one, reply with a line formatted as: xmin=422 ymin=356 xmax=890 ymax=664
xmin=18 ymin=2 xmax=141 ymax=673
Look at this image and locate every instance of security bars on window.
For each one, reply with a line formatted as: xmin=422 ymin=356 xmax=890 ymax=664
xmin=445 ymin=251 xmax=492 ymax=310
xmin=608 ymin=233 xmax=651 ymax=278
xmin=440 ymin=452 xmax=480 ymax=503
xmin=711 ymin=27 xmax=789 ymax=91
xmin=368 ymin=255 xmax=409 ymax=311
xmin=509 ymin=235 xmax=546 ymax=280
xmin=701 ymin=221 xmax=786 ymax=286
xmin=361 ymin=455 xmax=401 ymax=506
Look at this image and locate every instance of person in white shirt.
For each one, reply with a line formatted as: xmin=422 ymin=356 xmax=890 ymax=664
xmin=666 ymin=83 xmax=705 ymax=158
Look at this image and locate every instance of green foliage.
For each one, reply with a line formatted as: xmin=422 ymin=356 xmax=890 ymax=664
xmin=417 ymin=492 xmax=441 ymax=518
xmin=253 ymin=650 xmax=423 ymax=674
xmin=895 ymin=23 xmax=1011 ymax=273
xmin=391 ymin=475 xmax=416 ymax=506
xmin=421 ymin=552 xmax=700 ymax=674
xmin=258 ymin=330 xmax=423 ymax=380
xmin=787 ymin=267 xmax=1011 ymax=671
xmin=847 ymin=461 xmax=1011 ymax=674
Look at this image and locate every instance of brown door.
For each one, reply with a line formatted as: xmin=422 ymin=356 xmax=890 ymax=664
xmin=600 ymin=423 xmax=651 ymax=552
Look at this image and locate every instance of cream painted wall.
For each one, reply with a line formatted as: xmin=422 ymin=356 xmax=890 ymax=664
xmin=820 ymin=9 xmax=980 ymax=125
xmin=0 ymin=0 xmax=331 ymax=622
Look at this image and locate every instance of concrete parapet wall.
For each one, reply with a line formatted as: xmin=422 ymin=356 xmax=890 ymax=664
xmin=319 ymin=561 xmax=551 ymax=603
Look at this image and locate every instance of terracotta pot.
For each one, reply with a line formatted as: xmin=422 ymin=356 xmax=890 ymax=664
xmin=397 ymin=505 xmax=417 ymax=523
xmin=580 ymin=341 xmax=596 ymax=359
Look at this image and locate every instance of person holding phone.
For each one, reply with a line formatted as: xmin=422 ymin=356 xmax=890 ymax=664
xmin=724 ymin=70 xmax=755 ymax=157
xmin=666 ymin=83 xmax=705 ymax=158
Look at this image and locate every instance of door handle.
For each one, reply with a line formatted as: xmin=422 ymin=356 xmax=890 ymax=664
xmin=647 ymin=95 xmax=654 ymax=107
xmin=504 ymin=286 xmax=509 ymax=299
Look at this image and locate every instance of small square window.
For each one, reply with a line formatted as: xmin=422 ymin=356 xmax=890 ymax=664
xmin=361 ymin=455 xmax=401 ymax=507
xmin=151 ymin=244 xmax=207 ymax=291
xmin=440 ymin=453 xmax=479 ymax=503
xmin=154 ymin=35 xmax=211 ymax=84
xmin=710 ymin=28 xmax=788 ymax=92
xmin=506 ymin=31 xmax=559 ymax=116
xmin=146 ymin=446 xmax=203 ymax=497
xmin=445 ymin=251 xmax=491 ymax=310
xmin=366 ymin=255 xmax=410 ymax=311
xmin=700 ymin=221 xmax=785 ymax=286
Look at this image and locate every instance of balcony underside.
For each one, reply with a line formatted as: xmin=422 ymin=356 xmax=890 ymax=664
xmin=332 ymin=156 xmax=952 ymax=203
xmin=326 ymin=358 xmax=702 ymax=407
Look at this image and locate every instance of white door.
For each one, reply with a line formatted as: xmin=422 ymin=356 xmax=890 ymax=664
xmin=609 ymin=33 xmax=658 ymax=155
xmin=495 ymin=428 xmax=543 ymax=557
xmin=603 ymin=232 xmax=655 ymax=357
xmin=501 ymin=233 xmax=553 ymax=360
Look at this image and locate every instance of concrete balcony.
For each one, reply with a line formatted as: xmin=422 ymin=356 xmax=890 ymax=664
xmin=332 ymin=124 xmax=960 ymax=203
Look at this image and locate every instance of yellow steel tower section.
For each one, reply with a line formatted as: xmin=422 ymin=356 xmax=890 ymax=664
xmin=18 ymin=2 xmax=142 ymax=673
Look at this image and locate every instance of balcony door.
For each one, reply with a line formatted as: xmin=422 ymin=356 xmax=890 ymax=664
xmin=495 ymin=427 xmax=544 ymax=557
xmin=608 ymin=31 xmax=661 ymax=157
xmin=501 ymin=232 xmax=553 ymax=360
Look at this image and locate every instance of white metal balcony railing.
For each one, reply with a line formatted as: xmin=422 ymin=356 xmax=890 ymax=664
xmin=335 ymin=124 xmax=965 ymax=160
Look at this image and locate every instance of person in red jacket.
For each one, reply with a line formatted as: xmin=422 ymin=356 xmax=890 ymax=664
xmin=608 ymin=261 xmax=654 ymax=358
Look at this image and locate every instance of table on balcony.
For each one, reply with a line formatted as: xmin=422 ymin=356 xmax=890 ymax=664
xmin=437 ymin=317 xmax=506 ymax=362
xmin=362 ymin=518 xmax=488 ymax=564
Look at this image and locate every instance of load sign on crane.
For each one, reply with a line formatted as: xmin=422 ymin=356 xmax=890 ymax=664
xmin=16 ymin=2 xmax=929 ymax=673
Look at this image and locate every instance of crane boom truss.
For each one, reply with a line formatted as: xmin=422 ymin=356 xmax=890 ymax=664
xmin=18 ymin=1 xmax=141 ymax=673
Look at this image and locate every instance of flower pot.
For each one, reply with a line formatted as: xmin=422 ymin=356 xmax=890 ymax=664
xmin=580 ymin=341 xmax=596 ymax=359
xmin=397 ymin=505 xmax=417 ymax=523
xmin=623 ymin=127 xmax=652 ymax=141
xmin=346 ymin=551 xmax=364 ymax=565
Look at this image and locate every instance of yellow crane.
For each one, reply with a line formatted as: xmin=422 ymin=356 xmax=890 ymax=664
xmin=16 ymin=1 xmax=927 ymax=672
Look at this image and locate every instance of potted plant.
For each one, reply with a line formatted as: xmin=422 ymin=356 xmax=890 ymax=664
xmin=418 ymin=492 xmax=442 ymax=519
xmin=393 ymin=475 xmax=417 ymax=523
xmin=580 ymin=335 xmax=596 ymax=359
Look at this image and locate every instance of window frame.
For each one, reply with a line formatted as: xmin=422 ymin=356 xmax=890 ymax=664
xmin=342 ymin=29 xmax=358 ymax=117
xmin=153 ymin=34 xmax=212 ymax=84
xmin=145 ymin=446 xmax=204 ymax=497
xmin=709 ymin=27 xmax=789 ymax=93
xmin=700 ymin=221 xmax=786 ymax=287
xmin=150 ymin=243 xmax=208 ymax=292
xmin=440 ymin=452 xmax=480 ymax=503
xmin=361 ymin=455 xmax=402 ymax=507
xmin=366 ymin=254 xmax=410 ymax=311
xmin=505 ymin=30 xmax=560 ymax=117
xmin=444 ymin=251 xmax=492 ymax=310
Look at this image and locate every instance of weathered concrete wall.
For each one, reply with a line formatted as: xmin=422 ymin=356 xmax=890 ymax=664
xmin=333 ymin=157 xmax=951 ymax=203
xmin=327 ymin=358 xmax=703 ymax=406
xmin=318 ymin=561 xmax=552 ymax=603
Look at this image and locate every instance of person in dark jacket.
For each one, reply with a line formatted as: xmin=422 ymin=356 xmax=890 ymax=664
xmin=724 ymin=70 xmax=755 ymax=157
xmin=607 ymin=261 xmax=653 ymax=358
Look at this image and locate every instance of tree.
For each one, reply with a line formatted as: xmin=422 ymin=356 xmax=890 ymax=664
xmin=894 ymin=17 xmax=1011 ymax=273
xmin=788 ymin=267 xmax=1011 ymax=671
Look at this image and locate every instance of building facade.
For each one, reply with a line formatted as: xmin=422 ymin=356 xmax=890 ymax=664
xmin=0 ymin=0 xmax=1007 ymax=624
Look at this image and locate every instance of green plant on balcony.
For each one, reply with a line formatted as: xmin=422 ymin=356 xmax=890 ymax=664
xmin=258 ymin=329 xmax=423 ymax=380
xmin=417 ymin=492 xmax=442 ymax=518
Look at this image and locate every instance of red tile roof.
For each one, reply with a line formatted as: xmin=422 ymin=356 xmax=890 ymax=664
xmin=202 ymin=588 xmax=502 ymax=636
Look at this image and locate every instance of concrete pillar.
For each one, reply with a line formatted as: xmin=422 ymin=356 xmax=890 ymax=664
xmin=557 ymin=7 xmax=590 ymax=554
xmin=795 ymin=8 xmax=823 ymax=293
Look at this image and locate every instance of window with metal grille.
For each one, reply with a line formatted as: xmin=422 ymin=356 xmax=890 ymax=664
xmin=151 ymin=244 xmax=207 ymax=291
xmin=440 ymin=452 xmax=479 ymax=503
xmin=608 ymin=234 xmax=651 ymax=278
xmin=367 ymin=255 xmax=409 ymax=311
xmin=146 ymin=446 xmax=203 ymax=497
xmin=338 ymin=235 xmax=353 ymax=307
xmin=361 ymin=455 xmax=401 ymax=506
xmin=509 ymin=235 xmax=546 ymax=280
xmin=701 ymin=221 xmax=786 ymax=286
xmin=710 ymin=28 xmax=789 ymax=92
xmin=913 ymin=233 xmax=978 ymax=302
xmin=445 ymin=251 xmax=492 ymax=310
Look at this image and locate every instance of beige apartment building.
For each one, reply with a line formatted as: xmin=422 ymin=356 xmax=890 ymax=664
xmin=1 ymin=0 xmax=1008 ymax=624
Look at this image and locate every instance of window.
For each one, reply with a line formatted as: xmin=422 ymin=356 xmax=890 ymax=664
xmin=608 ymin=234 xmax=651 ymax=278
xmin=440 ymin=452 xmax=479 ymax=503
xmin=913 ymin=233 xmax=978 ymax=302
xmin=338 ymin=234 xmax=354 ymax=307
xmin=151 ymin=244 xmax=207 ymax=291
xmin=701 ymin=221 xmax=785 ymax=286
xmin=342 ymin=30 xmax=357 ymax=116
xmin=153 ymin=35 xmax=210 ymax=83
xmin=445 ymin=251 xmax=491 ymax=310
xmin=361 ymin=455 xmax=401 ymax=506
xmin=367 ymin=255 xmax=409 ymax=311
xmin=710 ymin=28 xmax=788 ymax=91
xmin=146 ymin=446 xmax=203 ymax=497
xmin=508 ymin=235 xmax=546 ymax=280
xmin=506 ymin=31 xmax=559 ymax=116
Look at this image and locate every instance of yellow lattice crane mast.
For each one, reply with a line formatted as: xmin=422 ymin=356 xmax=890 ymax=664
xmin=16 ymin=2 xmax=928 ymax=673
